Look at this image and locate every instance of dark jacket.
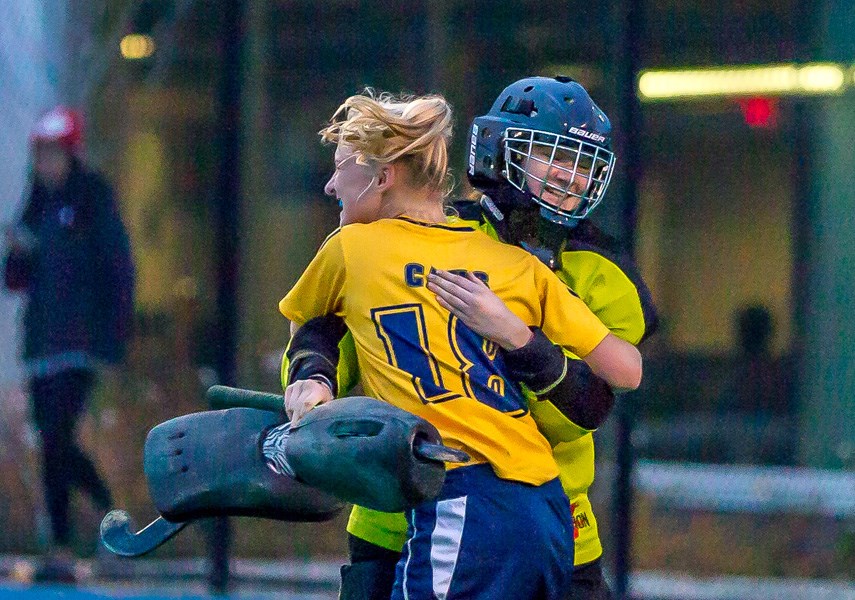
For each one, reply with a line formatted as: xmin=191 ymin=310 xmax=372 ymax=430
xmin=4 ymin=159 xmax=135 ymax=376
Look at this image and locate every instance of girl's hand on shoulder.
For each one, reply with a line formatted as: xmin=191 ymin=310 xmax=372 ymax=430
xmin=427 ymin=269 xmax=533 ymax=350
xmin=283 ymin=378 xmax=333 ymax=425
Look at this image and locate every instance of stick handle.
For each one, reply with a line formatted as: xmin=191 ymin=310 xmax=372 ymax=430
xmin=206 ymin=385 xmax=283 ymax=413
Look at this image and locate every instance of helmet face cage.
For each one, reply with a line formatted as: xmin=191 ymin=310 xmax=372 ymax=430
xmin=503 ymin=127 xmax=615 ymax=221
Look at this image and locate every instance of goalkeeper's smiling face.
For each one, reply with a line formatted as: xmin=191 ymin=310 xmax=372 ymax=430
xmin=325 ymin=143 xmax=381 ymax=226
xmin=522 ymin=145 xmax=592 ymax=214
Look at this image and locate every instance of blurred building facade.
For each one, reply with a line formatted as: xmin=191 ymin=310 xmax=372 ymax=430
xmin=117 ymin=0 xmax=855 ymax=469
xmin=795 ymin=0 xmax=855 ymax=469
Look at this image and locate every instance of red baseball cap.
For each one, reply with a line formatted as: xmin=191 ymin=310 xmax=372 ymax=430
xmin=30 ymin=106 xmax=84 ymax=151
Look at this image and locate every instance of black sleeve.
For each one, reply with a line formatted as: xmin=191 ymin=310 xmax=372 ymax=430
xmin=92 ymin=180 xmax=135 ymax=363
xmin=5 ymin=186 xmax=40 ymax=292
xmin=3 ymin=247 xmax=33 ymax=291
xmin=501 ymin=327 xmax=615 ymax=430
xmin=286 ymin=314 xmax=348 ymax=395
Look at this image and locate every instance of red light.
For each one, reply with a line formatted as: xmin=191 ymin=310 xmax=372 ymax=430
xmin=738 ymin=97 xmax=777 ymax=128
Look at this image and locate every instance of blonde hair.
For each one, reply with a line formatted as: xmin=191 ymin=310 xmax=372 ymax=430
xmin=319 ymin=89 xmax=453 ymax=192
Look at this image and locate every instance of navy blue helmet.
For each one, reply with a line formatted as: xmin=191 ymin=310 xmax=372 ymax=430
xmin=467 ymin=76 xmax=615 ymax=224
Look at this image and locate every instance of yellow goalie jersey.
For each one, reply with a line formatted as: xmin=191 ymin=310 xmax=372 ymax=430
xmin=279 ymin=216 xmax=610 ymax=487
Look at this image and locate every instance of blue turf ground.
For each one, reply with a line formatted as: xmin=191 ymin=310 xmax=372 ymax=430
xmin=0 ymin=583 xmax=335 ymax=599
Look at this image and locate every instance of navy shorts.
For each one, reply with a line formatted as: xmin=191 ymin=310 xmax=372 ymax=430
xmin=391 ymin=464 xmax=575 ymax=600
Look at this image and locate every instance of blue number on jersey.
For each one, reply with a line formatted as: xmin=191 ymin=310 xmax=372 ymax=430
xmin=372 ymin=304 xmax=460 ymax=404
xmin=372 ymin=303 xmax=528 ymax=415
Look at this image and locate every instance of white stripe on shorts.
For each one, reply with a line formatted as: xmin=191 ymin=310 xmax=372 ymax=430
xmin=430 ymin=496 xmax=467 ymax=600
xmin=403 ymin=509 xmax=416 ymax=600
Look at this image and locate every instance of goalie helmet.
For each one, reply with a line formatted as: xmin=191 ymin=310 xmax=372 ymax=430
xmin=467 ymin=76 xmax=615 ymax=225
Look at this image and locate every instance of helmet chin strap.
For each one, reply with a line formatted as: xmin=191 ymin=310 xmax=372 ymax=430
xmin=539 ymin=205 xmax=582 ymax=228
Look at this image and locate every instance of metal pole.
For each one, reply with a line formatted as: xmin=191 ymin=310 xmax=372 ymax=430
xmin=209 ymin=0 xmax=244 ymax=594
xmin=789 ymin=0 xmax=816 ymax=470
xmin=610 ymin=0 xmax=644 ymax=597
xmin=424 ymin=0 xmax=447 ymax=92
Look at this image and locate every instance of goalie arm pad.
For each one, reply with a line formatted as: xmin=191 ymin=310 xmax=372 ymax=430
xmin=286 ymin=314 xmax=348 ymax=396
xmin=502 ymin=327 xmax=615 ymax=430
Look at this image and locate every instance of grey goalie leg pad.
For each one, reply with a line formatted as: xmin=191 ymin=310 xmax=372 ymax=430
xmin=143 ymin=407 xmax=344 ymax=522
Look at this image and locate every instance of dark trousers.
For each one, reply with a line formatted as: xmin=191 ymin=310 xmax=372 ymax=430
xmin=568 ymin=559 xmax=613 ymax=600
xmin=30 ymin=369 xmax=112 ymax=546
xmin=340 ymin=534 xmax=613 ymax=600
xmin=340 ymin=535 xmax=401 ymax=600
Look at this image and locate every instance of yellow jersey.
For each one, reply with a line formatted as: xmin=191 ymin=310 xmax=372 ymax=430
xmin=279 ymin=216 xmax=610 ymax=486
xmin=337 ymin=215 xmax=656 ymax=564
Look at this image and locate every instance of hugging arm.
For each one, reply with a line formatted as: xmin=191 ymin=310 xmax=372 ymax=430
xmin=285 ymin=314 xmax=348 ymax=396
xmin=427 ymin=268 xmax=642 ymax=393
xmin=427 ymin=268 xmax=619 ymax=430
xmin=502 ymin=329 xmax=615 ymax=430
xmin=282 ymin=315 xmax=348 ymax=424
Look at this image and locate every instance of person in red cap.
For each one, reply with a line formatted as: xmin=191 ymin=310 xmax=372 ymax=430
xmin=3 ymin=106 xmax=135 ymax=581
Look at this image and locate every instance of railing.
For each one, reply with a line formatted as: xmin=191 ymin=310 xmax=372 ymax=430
xmin=619 ymin=460 xmax=855 ymax=599
xmin=634 ymin=460 xmax=855 ymax=517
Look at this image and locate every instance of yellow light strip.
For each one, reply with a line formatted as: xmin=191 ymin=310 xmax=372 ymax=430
xmin=638 ymin=62 xmax=847 ymax=101
xmin=120 ymin=34 xmax=156 ymax=60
